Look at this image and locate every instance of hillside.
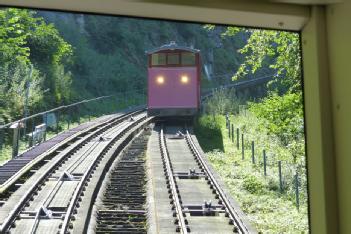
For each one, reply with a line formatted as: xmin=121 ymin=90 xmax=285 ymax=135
xmin=39 ymin=11 xmax=245 ymax=99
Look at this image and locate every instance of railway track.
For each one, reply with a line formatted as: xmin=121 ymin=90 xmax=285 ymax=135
xmin=1 ymin=116 xmax=255 ymax=233
xmin=0 ymin=109 xmax=152 ymax=233
xmin=0 ymin=108 xmax=144 ymax=196
xmin=147 ymin=123 xmax=255 ymax=234
xmin=89 ymin=130 xmax=150 ymax=234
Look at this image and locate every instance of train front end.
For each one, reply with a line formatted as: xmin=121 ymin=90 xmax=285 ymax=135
xmin=147 ymin=42 xmax=200 ymax=116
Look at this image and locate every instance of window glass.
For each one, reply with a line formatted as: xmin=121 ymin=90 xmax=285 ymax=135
xmin=167 ymin=53 xmax=180 ymax=65
xmin=151 ymin=53 xmax=166 ymax=65
xmin=181 ymin=52 xmax=196 ymax=65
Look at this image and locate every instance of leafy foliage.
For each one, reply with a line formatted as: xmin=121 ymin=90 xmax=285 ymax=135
xmin=242 ymin=175 xmax=265 ymax=195
xmin=222 ymin=27 xmax=301 ymax=94
xmin=0 ymin=8 xmax=73 ymax=123
xmin=203 ymin=88 xmax=241 ymax=115
xmin=249 ymin=92 xmax=304 ymax=146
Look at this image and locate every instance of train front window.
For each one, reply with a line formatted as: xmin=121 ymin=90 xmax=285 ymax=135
xmin=181 ymin=52 xmax=196 ymax=65
xmin=151 ymin=53 xmax=166 ymax=66
xmin=167 ymin=53 xmax=180 ymax=65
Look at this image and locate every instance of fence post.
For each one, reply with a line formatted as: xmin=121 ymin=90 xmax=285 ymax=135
xmin=251 ymin=141 xmax=255 ymax=164
xmin=228 ymin=120 xmax=231 ymax=138
xmin=231 ymin=124 xmax=234 ymax=143
xmin=56 ymin=111 xmax=59 ymax=134
xmin=0 ymin=128 xmax=3 ymax=151
xmin=295 ymin=171 xmax=300 ymax=211
xmin=241 ymin=133 xmax=244 ymax=160
xmin=31 ymin=118 xmax=35 ymax=147
xmin=0 ymin=128 xmax=3 ymax=155
xmin=67 ymin=111 xmax=70 ymax=130
xmin=44 ymin=113 xmax=47 ymax=141
xmin=12 ymin=124 xmax=20 ymax=158
xmin=278 ymin=161 xmax=283 ymax=192
xmin=225 ymin=113 xmax=229 ymax=129
xmin=263 ymin=150 xmax=267 ymax=176
xmin=236 ymin=128 xmax=239 ymax=149
xmin=77 ymin=106 xmax=80 ymax=125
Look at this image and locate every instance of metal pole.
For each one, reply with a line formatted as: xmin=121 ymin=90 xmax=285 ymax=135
xmin=77 ymin=106 xmax=80 ymax=125
xmin=236 ymin=128 xmax=239 ymax=149
xmin=278 ymin=161 xmax=283 ymax=192
xmin=295 ymin=171 xmax=300 ymax=210
xmin=12 ymin=126 xmax=20 ymax=158
xmin=251 ymin=141 xmax=255 ymax=164
xmin=225 ymin=113 xmax=229 ymax=129
xmin=231 ymin=124 xmax=234 ymax=143
xmin=0 ymin=128 xmax=3 ymax=151
xmin=56 ymin=111 xmax=59 ymax=134
xmin=23 ymin=65 xmax=33 ymax=136
xmin=67 ymin=111 xmax=70 ymax=129
xmin=44 ymin=113 xmax=47 ymax=141
xmin=241 ymin=133 xmax=244 ymax=160
xmin=263 ymin=150 xmax=267 ymax=176
xmin=228 ymin=120 xmax=231 ymax=138
xmin=31 ymin=118 xmax=35 ymax=147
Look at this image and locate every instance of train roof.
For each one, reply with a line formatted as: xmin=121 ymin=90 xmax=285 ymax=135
xmin=146 ymin=41 xmax=200 ymax=54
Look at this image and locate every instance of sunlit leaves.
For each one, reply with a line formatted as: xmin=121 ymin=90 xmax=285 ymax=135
xmin=249 ymin=92 xmax=304 ymax=146
xmin=206 ymin=25 xmax=301 ymax=94
xmin=230 ymin=28 xmax=301 ymax=93
xmin=0 ymin=8 xmax=73 ymax=122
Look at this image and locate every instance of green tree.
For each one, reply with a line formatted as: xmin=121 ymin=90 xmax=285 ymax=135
xmin=0 ymin=8 xmax=73 ymax=123
xmin=222 ymin=27 xmax=301 ymax=94
xmin=249 ymin=92 xmax=304 ymax=145
xmin=205 ymin=25 xmax=305 ymax=158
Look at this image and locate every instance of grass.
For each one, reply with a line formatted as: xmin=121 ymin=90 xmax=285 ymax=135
xmin=193 ymin=114 xmax=224 ymax=152
xmin=194 ymin=113 xmax=309 ymax=233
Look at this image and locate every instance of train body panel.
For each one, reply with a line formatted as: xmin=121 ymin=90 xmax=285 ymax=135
xmin=148 ymin=67 xmax=198 ymax=109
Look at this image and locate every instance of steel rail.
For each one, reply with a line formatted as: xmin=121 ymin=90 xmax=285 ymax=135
xmin=60 ymin=114 xmax=148 ymax=234
xmin=33 ymin=113 xmax=145 ymax=233
xmin=25 ymin=113 xmax=146 ymax=233
xmin=0 ymin=108 xmax=145 ymax=194
xmin=185 ymin=129 xmax=250 ymax=234
xmin=28 ymin=127 xmax=109 ymax=233
xmin=0 ymin=109 xmax=145 ymax=233
xmin=160 ymin=127 xmax=188 ymax=234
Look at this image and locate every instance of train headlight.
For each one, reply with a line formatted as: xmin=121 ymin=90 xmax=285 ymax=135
xmin=180 ymin=75 xmax=189 ymax=84
xmin=156 ymin=76 xmax=165 ymax=85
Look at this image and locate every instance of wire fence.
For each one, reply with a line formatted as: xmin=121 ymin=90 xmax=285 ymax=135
xmin=225 ymin=110 xmax=308 ymax=211
xmin=0 ymin=88 xmax=146 ymax=162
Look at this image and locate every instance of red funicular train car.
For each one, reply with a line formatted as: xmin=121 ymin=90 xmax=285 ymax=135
xmin=146 ymin=41 xmax=200 ymax=116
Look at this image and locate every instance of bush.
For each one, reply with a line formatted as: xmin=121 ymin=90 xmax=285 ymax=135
xmin=203 ymin=88 xmax=241 ymax=115
xmin=249 ymin=92 xmax=304 ymax=146
xmin=193 ymin=115 xmax=224 ymax=152
xmin=267 ymin=177 xmax=279 ymax=192
xmin=242 ymin=175 xmax=265 ymax=195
